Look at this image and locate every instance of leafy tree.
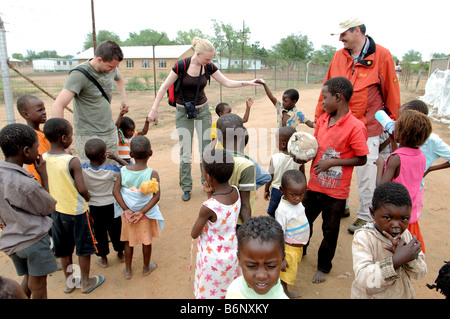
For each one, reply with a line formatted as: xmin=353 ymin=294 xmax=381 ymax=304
xmin=402 ymin=50 xmax=422 ymax=62
xmin=402 ymin=49 xmax=423 ymax=73
xmin=431 ymin=52 xmax=449 ymax=59
xmin=211 ymin=19 xmax=251 ymax=71
xmin=83 ymin=30 xmax=122 ymax=50
xmin=250 ymin=41 xmax=269 ymax=58
xmin=272 ymin=33 xmax=314 ymax=68
xmin=122 ymin=29 xmax=171 ymax=46
xmin=12 ymin=53 xmax=24 ymax=60
xmin=309 ymin=45 xmax=336 ymax=65
xmin=174 ymin=29 xmax=207 ymax=45
xmin=25 ymin=50 xmax=57 ymax=60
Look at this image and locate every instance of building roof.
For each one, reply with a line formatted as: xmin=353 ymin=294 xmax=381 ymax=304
xmin=74 ymin=45 xmax=193 ymax=60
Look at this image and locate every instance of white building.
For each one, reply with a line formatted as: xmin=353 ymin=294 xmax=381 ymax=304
xmin=32 ymin=58 xmax=77 ymax=72
xmin=214 ymin=57 xmax=262 ymax=70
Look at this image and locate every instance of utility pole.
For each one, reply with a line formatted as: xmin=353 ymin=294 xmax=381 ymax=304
xmin=152 ymin=33 xmax=165 ymax=97
xmin=91 ymin=0 xmax=97 ymax=54
xmin=241 ymin=21 xmax=245 ymax=73
xmin=0 ymin=16 xmax=15 ymax=123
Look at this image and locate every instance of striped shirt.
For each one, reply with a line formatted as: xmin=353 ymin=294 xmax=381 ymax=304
xmin=275 ymin=197 xmax=310 ymax=245
xmin=118 ymin=131 xmax=137 ymax=160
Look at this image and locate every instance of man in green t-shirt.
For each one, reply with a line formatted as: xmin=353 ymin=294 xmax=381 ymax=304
xmin=52 ymin=41 xmax=129 ymax=164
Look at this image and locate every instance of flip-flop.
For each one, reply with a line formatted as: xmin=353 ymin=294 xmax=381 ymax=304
xmin=64 ymin=275 xmax=80 ymax=293
xmin=64 ymin=286 xmax=76 ymax=294
xmin=82 ymin=275 xmax=105 ymax=294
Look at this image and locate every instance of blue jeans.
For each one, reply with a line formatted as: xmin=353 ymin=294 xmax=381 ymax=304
xmin=266 ymin=187 xmax=283 ymax=217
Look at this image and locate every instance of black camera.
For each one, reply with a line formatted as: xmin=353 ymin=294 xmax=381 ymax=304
xmin=184 ymin=101 xmax=197 ymax=119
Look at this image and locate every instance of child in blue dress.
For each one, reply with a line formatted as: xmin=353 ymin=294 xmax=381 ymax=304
xmin=113 ymin=135 xmax=164 ymax=279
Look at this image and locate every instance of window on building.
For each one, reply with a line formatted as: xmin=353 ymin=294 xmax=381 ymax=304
xmin=126 ymin=60 xmax=134 ymax=68
xmin=158 ymin=60 xmax=167 ymax=69
xmin=142 ymin=60 xmax=150 ymax=69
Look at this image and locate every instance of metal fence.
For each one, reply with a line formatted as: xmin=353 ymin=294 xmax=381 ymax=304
xmin=1 ymin=52 xmax=431 ymax=130
xmin=0 ymin=56 xmax=330 ymax=128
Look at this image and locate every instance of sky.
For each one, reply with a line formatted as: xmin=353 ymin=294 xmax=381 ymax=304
xmin=1 ymin=0 xmax=448 ymax=61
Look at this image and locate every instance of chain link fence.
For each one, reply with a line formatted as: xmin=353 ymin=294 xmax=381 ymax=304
xmin=0 ymin=52 xmax=430 ymax=129
xmin=0 ymin=55 xmax=330 ymax=128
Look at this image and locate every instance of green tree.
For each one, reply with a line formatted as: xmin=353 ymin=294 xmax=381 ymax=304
xmin=122 ymin=29 xmax=171 ymax=46
xmin=431 ymin=52 xmax=449 ymax=59
xmin=83 ymin=30 xmax=122 ymax=50
xmin=12 ymin=53 xmax=24 ymax=60
xmin=272 ymin=33 xmax=314 ymax=68
xmin=402 ymin=49 xmax=422 ymax=62
xmin=174 ymin=29 xmax=207 ymax=44
xmin=309 ymin=45 xmax=336 ymax=65
xmin=402 ymin=50 xmax=423 ymax=73
xmin=25 ymin=50 xmax=57 ymax=60
xmin=211 ymin=20 xmax=251 ymax=71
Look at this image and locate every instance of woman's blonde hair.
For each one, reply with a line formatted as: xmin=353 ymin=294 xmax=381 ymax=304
xmin=192 ymin=37 xmax=215 ymax=54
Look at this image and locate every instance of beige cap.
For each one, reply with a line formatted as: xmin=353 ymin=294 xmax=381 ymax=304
xmin=331 ymin=17 xmax=364 ymax=35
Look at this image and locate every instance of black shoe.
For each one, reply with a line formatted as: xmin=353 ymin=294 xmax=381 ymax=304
xmin=342 ymin=207 xmax=350 ymax=218
xmin=182 ymin=191 xmax=191 ymax=201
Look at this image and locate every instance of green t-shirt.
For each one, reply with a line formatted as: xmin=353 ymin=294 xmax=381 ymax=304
xmin=64 ymin=60 xmax=120 ymax=135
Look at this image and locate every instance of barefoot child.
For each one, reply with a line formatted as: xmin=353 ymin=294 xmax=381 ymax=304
xmin=116 ymin=110 xmax=150 ymax=163
xmin=303 ymin=77 xmax=369 ymax=283
xmin=16 ymin=95 xmax=50 ymax=185
xmin=257 ymin=79 xmax=315 ymax=128
xmin=191 ymin=148 xmax=241 ymax=299
xmin=113 ymin=136 xmax=163 ymax=279
xmin=275 ymin=170 xmax=309 ymax=298
xmin=0 ymin=124 xmax=58 ymax=299
xmin=43 ymin=118 xmax=104 ymax=294
xmin=82 ymin=138 xmax=129 ymax=268
xmin=226 ymin=216 xmax=288 ymax=299
xmin=264 ymin=126 xmax=302 ymax=217
xmin=211 ymin=99 xmax=253 ymax=148
xmin=376 ymin=109 xmax=432 ymax=252
xmin=398 ymin=100 xmax=448 ymax=252
xmin=351 ymin=182 xmax=426 ymax=298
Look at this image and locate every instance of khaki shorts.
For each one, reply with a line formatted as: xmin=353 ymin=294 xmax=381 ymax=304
xmin=280 ymin=244 xmax=303 ymax=285
xmin=74 ymin=129 xmax=118 ymax=165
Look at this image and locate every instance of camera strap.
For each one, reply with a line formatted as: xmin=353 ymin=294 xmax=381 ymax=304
xmin=181 ymin=65 xmax=203 ymax=106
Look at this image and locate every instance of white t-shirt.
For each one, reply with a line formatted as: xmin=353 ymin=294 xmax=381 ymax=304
xmin=268 ymin=152 xmax=299 ymax=190
xmin=81 ymin=163 xmax=122 ymax=206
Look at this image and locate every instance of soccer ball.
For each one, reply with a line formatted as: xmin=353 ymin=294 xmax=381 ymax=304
xmin=288 ymin=131 xmax=318 ymax=163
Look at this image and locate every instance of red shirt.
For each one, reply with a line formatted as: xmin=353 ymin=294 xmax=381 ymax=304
xmin=308 ymin=111 xmax=369 ymax=199
xmin=315 ymin=37 xmax=401 ymax=137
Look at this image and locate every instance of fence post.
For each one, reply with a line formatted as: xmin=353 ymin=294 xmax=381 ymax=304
xmin=306 ymin=61 xmax=311 ymax=83
xmin=0 ymin=17 xmax=15 ymax=124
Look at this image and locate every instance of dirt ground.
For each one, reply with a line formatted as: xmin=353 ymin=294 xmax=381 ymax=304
xmin=1 ymin=81 xmax=449 ymax=300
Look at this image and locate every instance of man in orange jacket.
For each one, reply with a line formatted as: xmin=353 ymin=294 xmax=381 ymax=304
xmin=314 ymin=18 xmax=401 ymax=234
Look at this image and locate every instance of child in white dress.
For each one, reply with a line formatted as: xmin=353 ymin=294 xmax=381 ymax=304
xmin=191 ymin=148 xmax=241 ymax=299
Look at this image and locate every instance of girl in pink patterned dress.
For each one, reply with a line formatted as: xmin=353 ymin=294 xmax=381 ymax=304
xmin=191 ymin=148 xmax=241 ymax=299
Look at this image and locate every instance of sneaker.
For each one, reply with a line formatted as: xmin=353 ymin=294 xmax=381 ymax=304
xmin=182 ymin=191 xmax=191 ymax=201
xmin=347 ymin=218 xmax=367 ymax=234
